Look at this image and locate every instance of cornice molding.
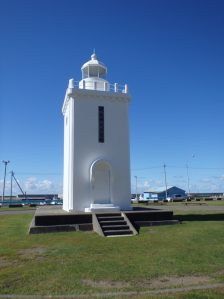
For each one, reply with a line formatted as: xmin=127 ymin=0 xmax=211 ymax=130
xmin=62 ymin=88 xmax=130 ymax=115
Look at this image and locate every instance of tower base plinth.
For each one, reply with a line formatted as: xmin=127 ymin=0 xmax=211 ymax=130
xmin=84 ymin=203 xmax=120 ymax=213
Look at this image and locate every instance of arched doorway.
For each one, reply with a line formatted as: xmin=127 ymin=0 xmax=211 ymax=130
xmin=90 ymin=160 xmax=111 ymax=204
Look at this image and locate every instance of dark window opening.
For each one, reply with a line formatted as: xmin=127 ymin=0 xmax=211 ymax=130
xmin=98 ymin=106 xmax=104 ymax=143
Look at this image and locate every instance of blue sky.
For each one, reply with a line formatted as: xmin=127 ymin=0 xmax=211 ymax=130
xmin=1 ymin=0 xmax=224 ymax=195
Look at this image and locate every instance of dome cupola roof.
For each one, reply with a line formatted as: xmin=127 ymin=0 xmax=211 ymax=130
xmin=81 ymin=52 xmax=107 ymax=78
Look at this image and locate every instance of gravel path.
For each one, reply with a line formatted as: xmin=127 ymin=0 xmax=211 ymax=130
xmin=0 ymin=283 xmax=223 ymax=298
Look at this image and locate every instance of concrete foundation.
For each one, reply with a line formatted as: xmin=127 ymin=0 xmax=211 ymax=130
xmin=29 ymin=206 xmax=177 ymax=234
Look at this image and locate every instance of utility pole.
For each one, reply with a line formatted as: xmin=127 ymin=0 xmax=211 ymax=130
xmin=163 ymin=163 xmax=168 ymax=200
xmin=2 ymin=160 xmax=10 ymax=202
xmin=186 ymin=162 xmax=190 ymax=196
xmin=186 ymin=154 xmax=195 ymax=197
xmin=134 ymin=175 xmax=138 ymax=202
xmin=10 ymin=171 xmax=13 ymax=201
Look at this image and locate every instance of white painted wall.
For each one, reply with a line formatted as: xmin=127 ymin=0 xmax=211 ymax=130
xmin=62 ymin=87 xmax=131 ymax=212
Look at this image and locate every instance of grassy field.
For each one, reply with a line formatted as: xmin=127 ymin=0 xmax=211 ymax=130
xmin=0 ymin=206 xmax=224 ymax=298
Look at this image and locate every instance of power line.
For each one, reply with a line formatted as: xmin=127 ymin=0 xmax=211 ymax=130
xmin=131 ymin=165 xmax=224 ymax=171
xmin=8 ymin=172 xmax=62 ymax=176
xmin=131 ymin=166 xmax=164 ymax=171
xmin=3 ymin=167 xmax=224 ymax=177
xmin=190 ymin=167 xmax=224 ymax=170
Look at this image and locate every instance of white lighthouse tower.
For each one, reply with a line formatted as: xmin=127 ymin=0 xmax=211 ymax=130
xmin=62 ymin=53 xmax=131 ymax=212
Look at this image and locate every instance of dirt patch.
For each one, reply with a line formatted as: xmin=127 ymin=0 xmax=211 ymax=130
xmin=136 ymin=275 xmax=214 ymax=289
xmin=147 ymin=229 xmax=157 ymax=234
xmin=212 ymin=269 xmax=224 ymax=281
xmin=17 ymin=247 xmax=46 ymax=260
xmin=214 ymin=269 xmax=224 ymax=276
xmin=81 ymin=279 xmax=130 ymax=288
xmin=81 ymin=275 xmax=215 ymax=290
xmin=0 ymin=258 xmax=13 ymax=268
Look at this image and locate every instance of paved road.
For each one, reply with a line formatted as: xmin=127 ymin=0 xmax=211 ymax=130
xmin=151 ymin=203 xmax=224 ymax=212
xmin=0 ymin=208 xmax=36 ymax=215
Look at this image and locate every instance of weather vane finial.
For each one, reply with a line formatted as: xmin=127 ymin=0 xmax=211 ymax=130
xmin=91 ymin=48 xmax=97 ymax=60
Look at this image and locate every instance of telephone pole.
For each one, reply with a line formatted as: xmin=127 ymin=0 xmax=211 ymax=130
xmin=134 ymin=176 xmax=138 ymax=202
xmin=2 ymin=160 xmax=10 ymax=202
xmin=163 ymin=163 xmax=168 ymax=200
xmin=186 ymin=162 xmax=190 ymax=195
xmin=10 ymin=171 xmax=13 ymax=201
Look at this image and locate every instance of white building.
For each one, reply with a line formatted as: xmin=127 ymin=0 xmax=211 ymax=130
xmin=62 ymin=53 xmax=131 ymax=212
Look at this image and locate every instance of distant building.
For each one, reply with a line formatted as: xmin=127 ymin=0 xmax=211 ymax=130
xmin=190 ymin=192 xmax=224 ymax=198
xmin=142 ymin=186 xmax=186 ymax=201
xmin=17 ymin=194 xmax=58 ymax=200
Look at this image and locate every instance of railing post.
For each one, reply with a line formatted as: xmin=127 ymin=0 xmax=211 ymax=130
xmin=94 ymin=81 xmax=97 ymax=90
xmin=114 ymin=83 xmax=118 ymax=92
xmin=124 ymin=84 xmax=128 ymax=94
xmin=68 ymin=78 xmax=74 ymax=89
xmin=83 ymin=80 xmax=85 ymax=89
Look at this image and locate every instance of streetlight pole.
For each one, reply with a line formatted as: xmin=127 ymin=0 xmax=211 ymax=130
xmin=163 ymin=164 xmax=168 ymax=200
xmin=134 ymin=176 xmax=138 ymax=202
xmin=186 ymin=154 xmax=195 ymax=197
xmin=2 ymin=160 xmax=10 ymax=202
xmin=10 ymin=171 xmax=13 ymax=201
xmin=186 ymin=162 xmax=190 ymax=196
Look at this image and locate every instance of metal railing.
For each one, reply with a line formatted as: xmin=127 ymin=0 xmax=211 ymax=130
xmin=69 ymin=80 xmax=128 ymax=94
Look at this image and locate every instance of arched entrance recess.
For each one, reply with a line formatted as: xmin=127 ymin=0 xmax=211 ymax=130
xmin=90 ymin=160 xmax=112 ymax=205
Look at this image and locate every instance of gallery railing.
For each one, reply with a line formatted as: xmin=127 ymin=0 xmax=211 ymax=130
xmin=71 ymin=80 xmax=129 ymax=94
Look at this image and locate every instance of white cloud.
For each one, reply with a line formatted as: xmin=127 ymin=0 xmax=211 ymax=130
xmin=131 ymin=178 xmax=164 ymax=193
xmin=218 ymin=175 xmax=224 ymax=182
xmin=0 ymin=179 xmax=13 ymax=193
xmin=24 ymin=177 xmax=38 ymax=191
xmin=0 ymin=177 xmax=62 ymax=195
xmin=130 ymin=172 xmax=224 ymax=194
xmin=24 ymin=177 xmax=60 ymax=193
xmin=39 ymin=180 xmax=54 ymax=191
xmin=196 ymin=176 xmax=224 ymax=193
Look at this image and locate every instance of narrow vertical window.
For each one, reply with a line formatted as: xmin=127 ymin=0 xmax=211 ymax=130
xmin=98 ymin=106 xmax=104 ymax=143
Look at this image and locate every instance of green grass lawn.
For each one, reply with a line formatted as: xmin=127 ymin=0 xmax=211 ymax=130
xmin=202 ymin=200 xmax=224 ymax=206
xmin=0 ymin=210 xmax=224 ymax=298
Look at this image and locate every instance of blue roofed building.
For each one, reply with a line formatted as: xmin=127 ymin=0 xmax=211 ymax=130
xmin=142 ymin=186 xmax=186 ymax=201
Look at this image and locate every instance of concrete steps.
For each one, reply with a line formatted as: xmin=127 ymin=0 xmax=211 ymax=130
xmin=93 ymin=212 xmax=138 ymax=237
xmin=104 ymin=229 xmax=133 ymax=236
xmin=98 ymin=216 xmax=124 ymax=221
xmin=101 ymin=225 xmax=129 ymax=230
